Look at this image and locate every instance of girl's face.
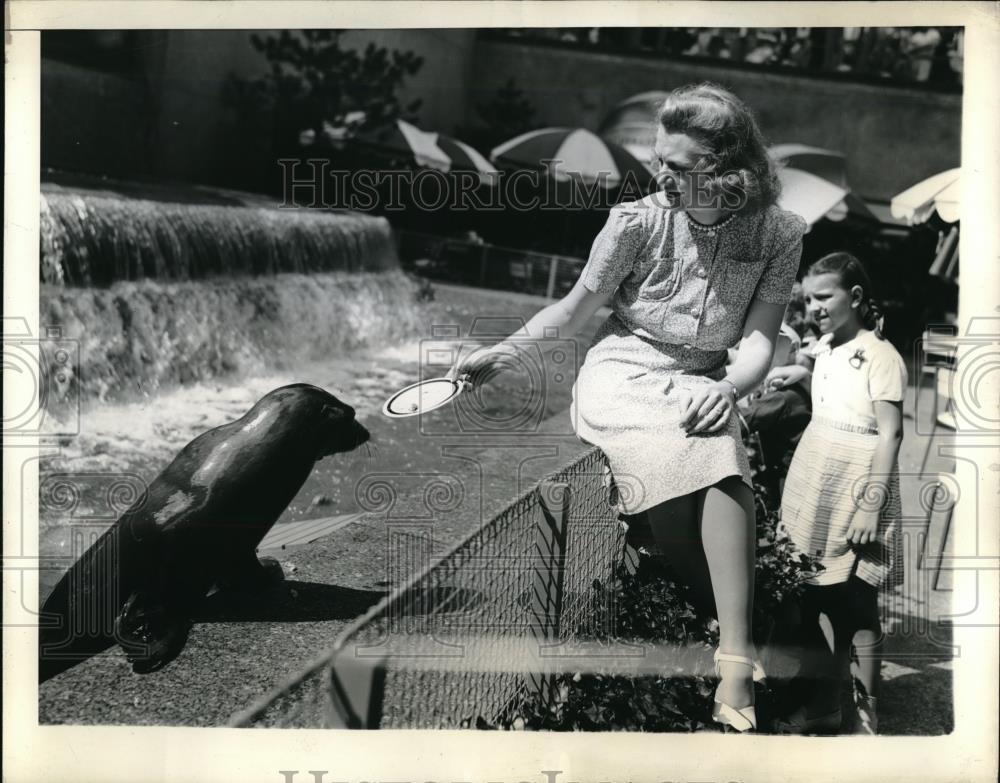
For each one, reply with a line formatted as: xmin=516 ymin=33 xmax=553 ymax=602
xmin=802 ymin=272 xmax=864 ymax=336
xmin=653 ymin=127 xmax=712 ymax=209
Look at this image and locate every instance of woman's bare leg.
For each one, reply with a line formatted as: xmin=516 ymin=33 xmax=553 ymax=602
xmin=644 ymin=493 xmax=716 ymax=616
xmin=699 ymin=476 xmax=756 ymax=709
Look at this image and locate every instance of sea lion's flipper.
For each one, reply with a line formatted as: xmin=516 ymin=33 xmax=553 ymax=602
xmin=114 ymin=591 xmax=191 ymax=674
xmin=216 ymin=549 xmax=285 ymax=593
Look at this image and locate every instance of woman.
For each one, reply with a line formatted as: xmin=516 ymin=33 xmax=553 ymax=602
xmin=453 ymin=84 xmax=806 ymax=732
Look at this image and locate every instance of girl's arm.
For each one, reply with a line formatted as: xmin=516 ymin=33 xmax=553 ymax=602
xmin=765 ymin=362 xmax=812 ymax=394
xmin=451 ymin=278 xmax=612 ymax=386
xmin=845 ymin=400 xmax=904 ymax=546
xmin=683 ymin=298 xmax=786 ymax=433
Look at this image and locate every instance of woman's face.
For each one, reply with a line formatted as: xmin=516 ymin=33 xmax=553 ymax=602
xmin=802 ymin=273 xmax=862 ymax=336
xmin=653 ymin=127 xmax=712 ymax=209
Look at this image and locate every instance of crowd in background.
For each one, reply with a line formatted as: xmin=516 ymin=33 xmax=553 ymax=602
xmin=493 ymin=27 xmax=964 ymax=88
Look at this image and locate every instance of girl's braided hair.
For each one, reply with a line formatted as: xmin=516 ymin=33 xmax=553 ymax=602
xmin=807 ymin=251 xmax=886 ymax=339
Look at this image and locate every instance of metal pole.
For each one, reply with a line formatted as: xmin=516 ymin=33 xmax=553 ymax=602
xmin=546 ymin=256 xmax=559 ymax=301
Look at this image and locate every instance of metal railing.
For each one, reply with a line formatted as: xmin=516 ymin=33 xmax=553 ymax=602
xmin=230 ymin=446 xmax=627 ymax=729
xmin=395 ymin=229 xmax=587 ymax=300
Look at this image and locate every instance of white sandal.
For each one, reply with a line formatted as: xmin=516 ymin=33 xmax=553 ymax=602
xmin=712 ymin=652 xmax=757 ymax=733
xmin=714 ymin=647 xmax=767 ymax=684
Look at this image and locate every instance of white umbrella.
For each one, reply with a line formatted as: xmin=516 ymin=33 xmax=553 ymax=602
xmin=770 ymin=144 xmax=877 ymax=222
xmin=769 ymin=144 xmax=849 ymax=188
xmin=777 ymin=168 xmax=850 ymax=228
xmin=890 ymin=168 xmax=960 ymax=224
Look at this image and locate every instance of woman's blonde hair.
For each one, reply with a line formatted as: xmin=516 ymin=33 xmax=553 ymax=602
xmin=657 ymin=83 xmax=781 ymax=211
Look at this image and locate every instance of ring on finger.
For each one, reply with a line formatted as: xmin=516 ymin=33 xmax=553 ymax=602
xmin=695 ymin=400 xmax=727 ymax=430
xmin=706 ymin=407 xmax=733 ymax=431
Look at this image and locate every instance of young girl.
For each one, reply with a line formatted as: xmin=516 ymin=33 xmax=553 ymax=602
xmin=766 ymin=252 xmax=907 ymax=734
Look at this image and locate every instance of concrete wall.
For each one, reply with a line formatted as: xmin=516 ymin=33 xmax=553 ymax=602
xmin=41 ymin=59 xmax=153 ymax=178
xmin=466 ymin=40 xmax=962 ymax=201
xmin=42 ymin=30 xmax=476 ymax=189
xmin=42 ymin=32 xmax=960 ymax=202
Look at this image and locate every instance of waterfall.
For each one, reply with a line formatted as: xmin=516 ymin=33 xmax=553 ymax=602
xmin=37 ymin=184 xmax=426 ymax=404
xmin=40 ymin=187 xmax=398 ymax=286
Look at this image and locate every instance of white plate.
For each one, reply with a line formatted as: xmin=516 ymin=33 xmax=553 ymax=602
xmin=382 ymin=377 xmax=468 ymax=418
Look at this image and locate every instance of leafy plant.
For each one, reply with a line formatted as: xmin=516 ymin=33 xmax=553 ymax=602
xmin=245 ymin=30 xmax=425 ymax=154
xmin=455 ymin=78 xmax=538 ymax=152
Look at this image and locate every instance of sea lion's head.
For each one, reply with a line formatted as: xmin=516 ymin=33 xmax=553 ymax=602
xmin=318 ymin=398 xmax=370 ymax=458
xmin=254 ymin=383 xmax=370 ymax=461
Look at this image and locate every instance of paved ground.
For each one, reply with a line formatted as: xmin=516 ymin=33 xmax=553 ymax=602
xmin=36 ymin=284 xmax=956 ymax=732
xmin=873 ymin=363 xmax=957 ymax=735
xmin=37 ymin=283 xmax=594 ymax=725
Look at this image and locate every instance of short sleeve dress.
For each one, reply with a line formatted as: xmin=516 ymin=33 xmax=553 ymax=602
xmin=570 ymin=192 xmax=807 ymax=513
xmin=779 ymin=330 xmax=908 ymax=588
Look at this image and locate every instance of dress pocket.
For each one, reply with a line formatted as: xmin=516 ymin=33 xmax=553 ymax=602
xmin=636 ymin=255 xmax=682 ymax=301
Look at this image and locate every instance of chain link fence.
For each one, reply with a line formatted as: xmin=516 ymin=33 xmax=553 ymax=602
xmin=232 ymin=446 xmax=627 ymax=729
xmin=396 ymin=229 xmax=588 ymax=300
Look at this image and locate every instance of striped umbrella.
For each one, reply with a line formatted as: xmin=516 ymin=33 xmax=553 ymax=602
xmin=355 ymin=120 xmax=498 ymax=182
xmin=354 ymin=119 xmax=449 ymax=169
xmin=430 ymin=132 xmax=499 ymax=184
xmin=491 ymin=127 xmax=656 ymax=189
xmin=598 ymin=91 xmax=669 ymax=162
xmin=598 ymin=91 xmax=669 ymax=163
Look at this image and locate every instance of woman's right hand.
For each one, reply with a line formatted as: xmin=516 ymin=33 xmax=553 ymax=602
xmin=447 ymin=342 xmax=521 ymax=389
xmin=764 ymin=364 xmax=810 ymax=391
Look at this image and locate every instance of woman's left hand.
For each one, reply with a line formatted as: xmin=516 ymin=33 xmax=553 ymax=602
xmin=679 ymin=381 xmax=736 ymax=435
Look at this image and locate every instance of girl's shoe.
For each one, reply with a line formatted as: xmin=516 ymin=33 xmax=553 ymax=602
xmin=771 ymin=706 xmax=843 ymax=735
xmin=711 ymin=652 xmax=757 ymax=733
xmin=714 ymin=647 xmax=767 ymax=685
xmin=854 ymin=695 xmax=878 ymax=735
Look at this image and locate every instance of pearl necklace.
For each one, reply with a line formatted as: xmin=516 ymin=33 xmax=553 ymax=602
xmin=684 ymin=210 xmax=736 ymax=236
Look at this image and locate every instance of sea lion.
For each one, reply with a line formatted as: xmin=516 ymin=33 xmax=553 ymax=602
xmin=39 ymin=383 xmax=370 ymax=681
